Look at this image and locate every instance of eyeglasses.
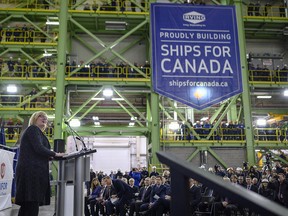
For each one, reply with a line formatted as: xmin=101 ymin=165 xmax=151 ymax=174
xmin=38 ymin=115 xmax=48 ymax=121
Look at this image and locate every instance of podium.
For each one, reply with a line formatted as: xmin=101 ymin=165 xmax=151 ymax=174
xmin=55 ymin=149 xmax=96 ymax=216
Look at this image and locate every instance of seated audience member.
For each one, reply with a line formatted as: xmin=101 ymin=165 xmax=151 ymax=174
xmin=99 ymin=178 xmax=116 ymax=216
xmin=214 ymin=177 xmax=239 ymax=216
xmin=103 ymin=175 xmax=134 ymax=216
xmin=129 ymin=177 xmax=152 ymax=216
xmin=139 ymin=176 xmax=166 ymax=215
xmin=129 ymin=178 xmax=140 ymax=200
xmin=144 ymin=177 xmax=171 ymax=216
xmin=85 ymin=178 xmax=102 ymax=216
xmin=188 ymin=178 xmax=202 ymax=214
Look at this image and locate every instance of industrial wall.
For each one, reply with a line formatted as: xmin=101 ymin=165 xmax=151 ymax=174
xmin=162 ymin=147 xmax=246 ymax=169
xmin=71 ymin=35 xmax=148 ymax=65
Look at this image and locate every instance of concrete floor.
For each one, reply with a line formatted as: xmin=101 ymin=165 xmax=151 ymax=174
xmin=0 ymin=197 xmax=55 ymax=216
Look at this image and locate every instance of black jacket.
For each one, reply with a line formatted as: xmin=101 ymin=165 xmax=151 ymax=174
xmin=15 ymin=125 xmax=55 ymax=205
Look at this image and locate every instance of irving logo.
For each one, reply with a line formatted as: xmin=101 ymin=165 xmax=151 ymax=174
xmin=0 ymin=163 xmax=5 ymax=179
xmin=183 ymin=11 xmax=206 ymax=24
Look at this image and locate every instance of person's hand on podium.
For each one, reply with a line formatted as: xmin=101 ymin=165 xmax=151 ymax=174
xmin=55 ymin=152 xmax=67 ymax=157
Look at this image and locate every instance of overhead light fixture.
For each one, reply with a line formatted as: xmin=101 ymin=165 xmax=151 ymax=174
xmin=168 ymin=121 xmax=179 ymax=130
xmin=7 ymin=85 xmax=17 ymax=93
xmin=92 ymin=116 xmax=99 ymax=121
xmin=257 ymin=95 xmax=272 ymax=99
xmin=91 ymin=97 xmax=105 ymax=101
xmin=43 ymin=53 xmax=52 ymax=57
xmin=129 ymin=122 xmax=135 ymax=127
xmin=70 ymin=119 xmax=81 ymax=127
xmin=284 ymin=89 xmax=288 ymax=96
xmin=47 ymin=115 xmax=55 ymax=119
xmin=94 ymin=122 xmax=100 ymax=126
xmin=111 ymin=98 xmax=124 ymax=101
xmin=103 ymin=88 xmax=113 ymax=97
xmin=46 ymin=17 xmax=59 ymax=25
xmin=105 ymin=21 xmax=127 ymax=30
xmin=201 ymin=117 xmax=209 ymax=121
xmin=256 ymin=119 xmax=267 ymax=126
xmin=46 ymin=21 xmax=59 ymax=25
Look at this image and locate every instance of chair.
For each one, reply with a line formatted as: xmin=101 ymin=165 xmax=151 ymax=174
xmin=193 ymin=189 xmax=215 ymax=216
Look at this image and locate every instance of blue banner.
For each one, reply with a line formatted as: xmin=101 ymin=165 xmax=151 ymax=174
xmin=151 ymin=3 xmax=242 ymax=110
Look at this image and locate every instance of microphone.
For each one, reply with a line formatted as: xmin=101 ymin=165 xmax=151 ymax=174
xmin=75 ymin=136 xmax=88 ymax=151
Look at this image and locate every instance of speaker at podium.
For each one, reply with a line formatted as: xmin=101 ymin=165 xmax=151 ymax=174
xmin=54 ymin=139 xmax=65 ymax=153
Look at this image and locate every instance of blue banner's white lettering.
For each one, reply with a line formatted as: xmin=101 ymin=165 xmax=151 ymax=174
xmin=151 ymin=4 xmax=242 ymax=110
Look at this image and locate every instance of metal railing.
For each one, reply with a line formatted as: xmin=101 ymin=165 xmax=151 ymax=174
xmin=0 ymin=29 xmax=58 ymax=43
xmin=0 ymin=0 xmax=150 ymax=12
xmin=243 ymin=5 xmax=288 ymax=18
xmin=161 ymin=127 xmax=288 ymax=142
xmin=65 ymin=65 xmax=151 ymax=79
xmin=0 ymin=95 xmax=55 ymax=108
xmin=249 ymin=70 xmax=288 ymax=83
xmin=3 ymin=125 xmax=54 ymax=141
xmin=157 ymin=151 xmax=287 ymax=216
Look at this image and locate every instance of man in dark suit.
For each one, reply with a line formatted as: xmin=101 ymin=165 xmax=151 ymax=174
xmin=245 ymin=176 xmax=258 ymax=216
xmin=277 ymin=173 xmax=288 ymax=207
xmin=189 ymin=178 xmax=202 ymax=213
xmin=129 ymin=177 xmax=152 ymax=216
xmin=103 ymin=176 xmax=133 ymax=216
xmin=245 ymin=176 xmax=258 ymax=193
xmin=139 ymin=175 xmax=166 ymax=215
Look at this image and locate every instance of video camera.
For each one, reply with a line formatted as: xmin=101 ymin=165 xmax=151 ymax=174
xmin=265 ymin=153 xmax=272 ymax=165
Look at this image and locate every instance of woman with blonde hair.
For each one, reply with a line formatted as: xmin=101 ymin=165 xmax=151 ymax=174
xmin=86 ymin=178 xmax=102 ymax=216
xmin=15 ymin=111 xmax=65 ymax=216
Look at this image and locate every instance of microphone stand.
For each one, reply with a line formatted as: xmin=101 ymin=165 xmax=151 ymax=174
xmin=65 ymin=121 xmax=79 ymax=152
xmin=65 ymin=121 xmax=88 ymax=151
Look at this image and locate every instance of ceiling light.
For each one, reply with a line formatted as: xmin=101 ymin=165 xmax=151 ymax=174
xmin=7 ymin=85 xmax=17 ymax=93
xmin=103 ymin=88 xmax=113 ymax=97
xmin=91 ymin=97 xmax=105 ymax=101
xmin=284 ymin=90 xmax=288 ymax=96
xmin=47 ymin=115 xmax=55 ymax=119
xmin=111 ymin=98 xmax=124 ymax=101
xmin=94 ymin=122 xmax=100 ymax=126
xmin=168 ymin=121 xmax=179 ymax=130
xmin=201 ymin=117 xmax=209 ymax=121
xmin=92 ymin=116 xmax=99 ymax=121
xmin=46 ymin=21 xmax=59 ymax=25
xmin=70 ymin=119 xmax=81 ymax=127
xmin=256 ymin=119 xmax=267 ymax=126
xmin=257 ymin=96 xmax=272 ymax=99
xmin=105 ymin=21 xmax=127 ymax=30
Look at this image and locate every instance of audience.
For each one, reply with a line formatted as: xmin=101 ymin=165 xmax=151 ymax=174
xmin=82 ymin=160 xmax=288 ymax=215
